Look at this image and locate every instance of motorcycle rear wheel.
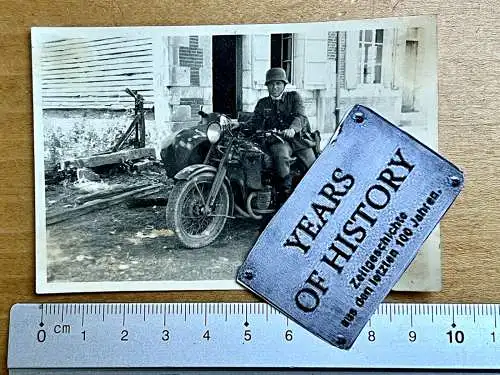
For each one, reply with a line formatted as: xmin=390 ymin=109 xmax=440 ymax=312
xmin=166 ymin=176 xmax=230 ymax=249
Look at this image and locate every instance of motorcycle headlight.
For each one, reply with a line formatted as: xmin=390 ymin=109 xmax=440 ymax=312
xmin=207 ymin=122 xmax=222 ymax=143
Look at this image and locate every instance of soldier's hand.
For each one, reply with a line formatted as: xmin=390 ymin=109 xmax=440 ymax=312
xmin=283 ymin=128 xmax=296 ymax=138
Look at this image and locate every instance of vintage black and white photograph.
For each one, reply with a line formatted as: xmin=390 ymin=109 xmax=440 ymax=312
xmin=34 ymin=16 xmax=440 ymax=293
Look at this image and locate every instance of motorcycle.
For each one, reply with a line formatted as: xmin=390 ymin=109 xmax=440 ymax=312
xmin=160 ymin=111 xmax=317 ymax=248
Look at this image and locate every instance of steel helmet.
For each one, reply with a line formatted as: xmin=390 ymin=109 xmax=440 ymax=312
xmin=265 ymin=67 xmax=288 ymax=85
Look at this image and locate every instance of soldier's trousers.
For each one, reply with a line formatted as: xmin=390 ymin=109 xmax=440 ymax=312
xmin=269 ymin=141 xmax=316 ymax=179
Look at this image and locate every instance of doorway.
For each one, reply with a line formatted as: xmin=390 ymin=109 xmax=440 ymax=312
xmin=212 ymin=35 xmax=242 ymax=118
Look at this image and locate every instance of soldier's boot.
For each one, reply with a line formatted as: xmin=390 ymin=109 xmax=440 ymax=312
xmin=276 ymin=174 xmax=293 ymax=208
xmin=258 ymin=175 xmax=292 ymax=234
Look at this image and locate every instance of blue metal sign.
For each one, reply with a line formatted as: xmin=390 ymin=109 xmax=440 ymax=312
xmin=237 ymin=105 xmax=464 ymax=349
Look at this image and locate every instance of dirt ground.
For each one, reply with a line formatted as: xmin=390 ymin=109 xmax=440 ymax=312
xmin=45 ymin=169 xmax=260 ymax=284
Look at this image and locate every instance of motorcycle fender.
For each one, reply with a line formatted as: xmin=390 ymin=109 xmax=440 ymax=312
xmin=173 ymin=165 xmax=234 ymax=215
xmin=173 ymin=164 xmax=215 ymax=181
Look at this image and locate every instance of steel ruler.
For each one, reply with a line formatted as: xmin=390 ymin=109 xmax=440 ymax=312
xmin=7 ymin=303 xmax=500 ymax=373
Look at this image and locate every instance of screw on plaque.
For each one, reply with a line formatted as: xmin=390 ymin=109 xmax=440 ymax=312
xmin=334 ymin=334 xmax=347 ymax=347
xmin=449 ymin=176 xmax=462 ymax=187
xmin=353 ymin=111 xmax=365 ymax=124
xmin=243 ymin=269 xmax=254 ymax=280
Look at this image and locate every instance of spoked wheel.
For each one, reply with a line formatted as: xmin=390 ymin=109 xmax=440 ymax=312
xmin=166 ymin=175 xmax=230 ymax=248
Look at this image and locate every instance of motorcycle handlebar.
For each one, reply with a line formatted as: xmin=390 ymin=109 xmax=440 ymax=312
xmin=249 ymin=129 xmax=288 ymax=144
xmin=255 ymin=129 xmax=285 ymax=136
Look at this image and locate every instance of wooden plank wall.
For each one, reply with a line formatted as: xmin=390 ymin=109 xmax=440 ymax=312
xmin=40 ymin=37 xmax=155 ymax=109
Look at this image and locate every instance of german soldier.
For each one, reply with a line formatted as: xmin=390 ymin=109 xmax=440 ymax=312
xmin=248 ymin=67 xmax=317 ymax=205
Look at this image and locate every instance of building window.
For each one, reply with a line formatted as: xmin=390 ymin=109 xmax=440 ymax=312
xmin=271 ymin=33 xmax=294 ymax=84
xmin=358 ymin=29 xmax=384 ymax=84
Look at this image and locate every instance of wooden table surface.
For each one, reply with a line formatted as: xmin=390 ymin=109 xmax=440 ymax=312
xmin=0 ymin=0 xmax=498 ymax=371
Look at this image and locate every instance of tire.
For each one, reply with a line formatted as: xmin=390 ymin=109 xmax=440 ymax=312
xmin=166 ymin=175 xmax=230 ymax=248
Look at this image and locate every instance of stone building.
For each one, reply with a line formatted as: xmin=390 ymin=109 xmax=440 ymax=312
xmin=40 ymin=24 xmax=436 ymax=165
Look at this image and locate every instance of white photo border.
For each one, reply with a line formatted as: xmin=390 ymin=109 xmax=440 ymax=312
xmin=34 ymin=15 xmax=439 ymax=293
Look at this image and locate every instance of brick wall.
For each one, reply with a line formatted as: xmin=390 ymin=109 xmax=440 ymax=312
xmin=179 ymin=36 xmax=204 ymax=86
xmin=180 ymin=97 xmax=204 ymax=118
xmin=166 ymin=35 xmax=212 ymax=133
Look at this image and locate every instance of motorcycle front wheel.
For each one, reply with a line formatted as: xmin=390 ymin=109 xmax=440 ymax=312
xmin=166 ymin=175 xmax=230 ymax=249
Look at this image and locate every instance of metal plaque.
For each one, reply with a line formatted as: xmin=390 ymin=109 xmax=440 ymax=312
xmin=237 ymin=105 xmax=464 ymax=350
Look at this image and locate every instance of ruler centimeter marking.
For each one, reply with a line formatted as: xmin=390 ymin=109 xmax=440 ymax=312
xmin=8 ymin=303 xmax=500 ymax=371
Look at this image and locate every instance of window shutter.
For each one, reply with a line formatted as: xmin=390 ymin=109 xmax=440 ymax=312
xmin=303 ymin=34 xmax=328 ymax=89
xmin=252 ymin=34 xmax=271 ymax=88
xmin=345 ymin=30 xmax=360 ymax=90
xmin=382 ymin=29 xmax=394 ymax=88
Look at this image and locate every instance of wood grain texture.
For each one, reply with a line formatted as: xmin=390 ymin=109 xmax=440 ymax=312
xmin=0 ymin=0 xmax=498 ymax=370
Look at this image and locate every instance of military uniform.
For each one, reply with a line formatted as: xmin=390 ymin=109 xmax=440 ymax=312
xmin=249 ymin=90 xmax=316 ymax=178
